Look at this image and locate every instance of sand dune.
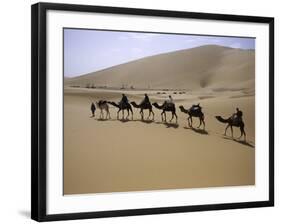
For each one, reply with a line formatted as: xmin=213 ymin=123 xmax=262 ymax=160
xmin=64 ymin=88 xmax=255 ymax=195
xmin=65 ymin=45 xmax=255 ymax=91
xmin=64 ymin=44 xmax=255 ymax=195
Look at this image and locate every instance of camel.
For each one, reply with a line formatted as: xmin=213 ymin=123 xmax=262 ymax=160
xmin=108 ymin=101 xmax=133 ymax=120
xmin=131 ymin=101 xmax=154 ymax=120
xmin=96 ymin=100 xmax=111 ymax=119
xmin=179 ymin=105 xmax=205 ymax=130
xmin=215 ymin=115 xmax=246 ymax=141
xmin=152 ymin=102 xmax=178 ymax=123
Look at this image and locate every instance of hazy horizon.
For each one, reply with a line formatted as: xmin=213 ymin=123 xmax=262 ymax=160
xmin=64 ymin=29 xmax=255 ymax=78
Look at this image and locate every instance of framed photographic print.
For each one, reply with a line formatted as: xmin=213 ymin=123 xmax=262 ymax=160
xmin=31 ymin=2 xmax=274 ymax=222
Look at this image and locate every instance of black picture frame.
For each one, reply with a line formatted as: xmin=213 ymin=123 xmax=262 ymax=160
xmin=31 ymin=2 xmax=274 ymax=222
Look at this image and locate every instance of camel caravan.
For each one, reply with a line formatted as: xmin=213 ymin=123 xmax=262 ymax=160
xmin=90 ymin=93 xmax=246 ymax=141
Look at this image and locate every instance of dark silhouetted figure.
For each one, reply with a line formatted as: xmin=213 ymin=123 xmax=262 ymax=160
xmin=152 ymin=101 xmax=178 ymax=123
xmin=179 ymin=105 xmax=205 ymax=130
xmin=231 ymin=108 xmax=243 ymax=125
xmin=91 ymin=103 xmax=96 ymax=117
xmin=190 ymin=103 xmax=202 ymax=113
xmin=141 ymin=93 xmax=150 ymax=106
xmin=215 ymin=107 xmax=246 ymax=141
xmin=167 ymin=95 xmax=174 ymax=104
xmin=131 ymin=94 xmax=154 ymax=120
xmin=120 ymin=93 xmax=129 ymax=105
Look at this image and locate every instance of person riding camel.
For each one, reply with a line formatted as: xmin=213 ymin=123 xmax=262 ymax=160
xmin=120 ymin=93 xmax=129 ymax=106
xmin=141 ymin=93 xmax=150 ymax=106
xmin=190 ymin=103 xmax=202 ymax=112
xmin=232 ymin=107 xmax=243 ymax=124
xmin=166 ymin=95 xmax=174 ymax=104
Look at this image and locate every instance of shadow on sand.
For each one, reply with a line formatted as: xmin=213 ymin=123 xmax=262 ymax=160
xmin=95 ymin=117 xmax=155 ymax=124
xmin=118 ymin=118 xmax=155 ymax=123
xmin=223 ymin=136 xmax=255 ymax=148
xmin=118 ymin=118 xmax=133 ymax=123
xmin=154 ymin=121 xmax=179 ymax=128
xmin=184 ymin=127 xmax=208 ymax=135
xmin=96 ymin=117 xmax=178 ymax=127
xmin=95 ymin=118 xmax=115 ymax=121
xmin=139 ymin=119 xmax=154 ymax=124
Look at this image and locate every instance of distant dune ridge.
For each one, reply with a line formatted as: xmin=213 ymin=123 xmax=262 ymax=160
xmin=65 ymin=45 xmax=255 ymax=91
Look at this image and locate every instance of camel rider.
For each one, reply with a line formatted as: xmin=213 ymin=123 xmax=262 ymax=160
xmin=191 ymin=103 xmax=202 ymax=112
xmin=232 ymin=107 xmax=243 ymax=124
xmin=141 ymin=93 xmax=150 ymax=106
xmin=166 ymin=95 xmax=174 ymax=104
xmin=120 ymin=93 xmax=129 ymax=106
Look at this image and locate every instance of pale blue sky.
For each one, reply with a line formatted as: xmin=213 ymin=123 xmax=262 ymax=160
xmin=64 ymin=29 xmax=255 ymax=77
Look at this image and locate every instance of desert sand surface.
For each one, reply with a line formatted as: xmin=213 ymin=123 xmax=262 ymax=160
xmin=63 ymin=45 xmax=255 ymax=195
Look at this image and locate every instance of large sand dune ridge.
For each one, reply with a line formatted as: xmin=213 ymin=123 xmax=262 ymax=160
xmin=65 ymin=45 xmax=255 ymax=91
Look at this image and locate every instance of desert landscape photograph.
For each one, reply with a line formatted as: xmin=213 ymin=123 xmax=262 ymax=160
xmin=63 ymin=28 xmax=255 ymax=195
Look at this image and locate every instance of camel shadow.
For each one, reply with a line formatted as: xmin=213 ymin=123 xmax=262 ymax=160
xmin=139 ymin=119 xmax=154 ymax=124
xmin=155 ymin=121 xmax=179 ymax=128
xmin=184 ymin=127 xmax=209 ymax=135
xmin=95 ymin=118 xmax=113 ymax=121
xmin=164 ymin=123 xmax=179 ymax=128
xmin=118 ymin=118 xmax=133 ymax=123
xmin=222 ymin=136 xmax=255 ymax=148
xmin=95 ymin=117 xmax=155 ymax=124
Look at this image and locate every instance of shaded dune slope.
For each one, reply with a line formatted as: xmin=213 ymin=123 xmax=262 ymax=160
xmin=65 ymin=45 xmax=255 ymax=90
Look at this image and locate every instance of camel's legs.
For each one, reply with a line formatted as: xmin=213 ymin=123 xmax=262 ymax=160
xmin=188 ymin=116 xmax=193 ymax=127
xmin=230 ymin=126 xmax=233 ymax=138
xmin=202 ymin=118 xmax=206 ymax=130
xmin=243 ymin=130 xmax=246 ymax=141
xmin=151 ymin=110 xmax=155 ymax=120
xmin=130 ymin=108 xmax=133 ymax=120
xmin=126 ymin=109 xmax=130 ymax=119
xmin=140 ymin=109 xmax=144 ymax=120
xmin=100 ymin=109 xmax=103 ymax=119
xmin=169 ymin=112 xmax=177 ymax=123
xmin=224 ymin=124 xmax=230 ymax=135
xmin=147 ymin=110 xmax=151 ymax=120
xmin=108 ymin=110 xmax=111 ymax=119
xmin=238 ymin=126 xmax=246 ymax=141
xmin=197 ymin=117 xmax=202 ymax=128
xmin=187 ymin=117 xmax=191 ymax=127
xmin=106 ymin=109 xmax=111 ymax=119
xmin=170 ymin=113 xmax=174 ymax=122
xmin=161 ymin=111 xmax=167 ymax=122
xmin=161 ymin=111 xmax=165 ymax=122
xmin=117 ymin=109 xmax=121 ymax=119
